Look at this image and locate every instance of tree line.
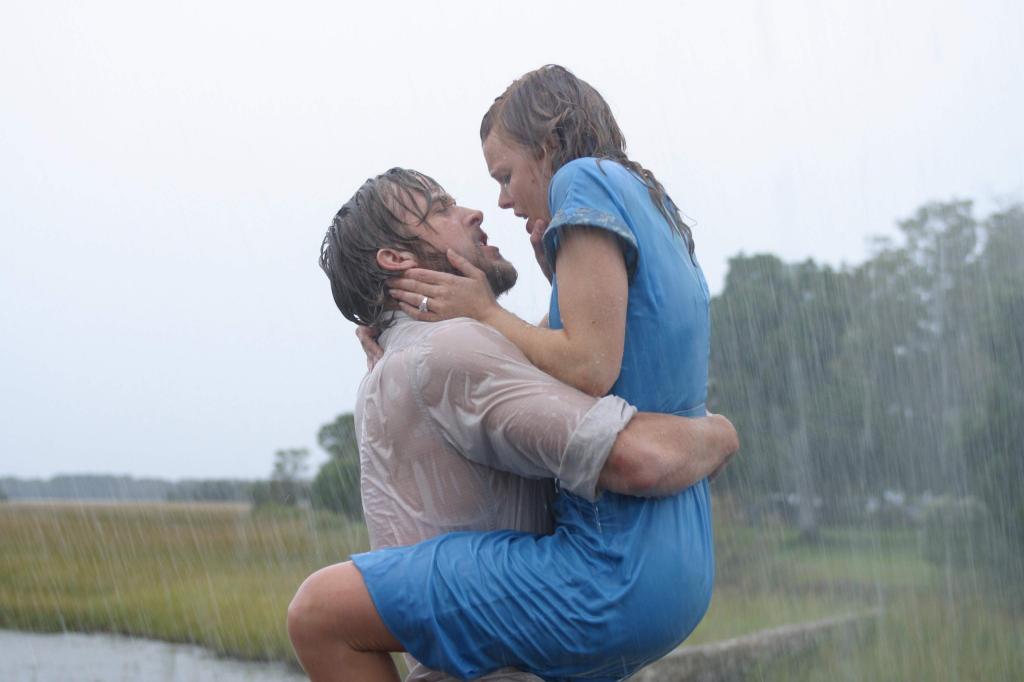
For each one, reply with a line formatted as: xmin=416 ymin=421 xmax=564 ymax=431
xmin=248 ymin=415 xmax=362 ymax=520
xmin=708 ymin=199 xmax=1022 ymax=564
xmin=0 ymin=474 xmax=254 ymax=502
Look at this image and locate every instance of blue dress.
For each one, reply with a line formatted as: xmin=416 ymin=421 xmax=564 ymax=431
xmin=353 ymin=158 xmax=713 ymax=681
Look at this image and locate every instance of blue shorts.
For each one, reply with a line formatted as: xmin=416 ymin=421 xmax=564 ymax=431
xmin=352 ymin=485 xmax=714 ymax=681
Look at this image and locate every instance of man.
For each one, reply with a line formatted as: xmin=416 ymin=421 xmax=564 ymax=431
xmin=288 ymin=168 xmax=738 ymax=681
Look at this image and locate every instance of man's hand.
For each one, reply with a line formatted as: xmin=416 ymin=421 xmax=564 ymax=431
xmin=706 ymin=413 xmax=739 ymax=480
xmin=355 ymin=326 xmax=384 ymax=371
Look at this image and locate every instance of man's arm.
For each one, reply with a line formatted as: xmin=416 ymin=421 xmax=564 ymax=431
xmin=599 ymin=412 xmax=739 ymax=497
xmin=413 ymin=321 xmax=737 ymax=502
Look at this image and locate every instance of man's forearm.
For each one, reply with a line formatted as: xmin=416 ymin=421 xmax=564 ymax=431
xmin=598 ymin=413 xmax=739 ymax=497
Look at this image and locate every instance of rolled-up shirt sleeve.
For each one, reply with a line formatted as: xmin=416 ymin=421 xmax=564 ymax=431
xmin=409 ymin=320 xmax=636 ymax=501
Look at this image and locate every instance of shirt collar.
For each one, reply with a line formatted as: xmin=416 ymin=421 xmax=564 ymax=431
xmin=377 ymin=311 xmax=420 ymax=351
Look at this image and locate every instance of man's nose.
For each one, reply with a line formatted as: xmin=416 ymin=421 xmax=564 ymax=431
xmin=466 ymin=208 xmax=484 ymax=227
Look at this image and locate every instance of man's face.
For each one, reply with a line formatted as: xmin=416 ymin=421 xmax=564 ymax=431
xmin=402 ymin=190 xmax=518 ymax=296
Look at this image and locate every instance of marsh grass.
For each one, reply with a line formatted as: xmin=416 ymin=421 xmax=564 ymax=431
xmin=704 ymin=502 xmax=1024 ymax=680
xmin=751 ymin=593 xmax=1024 ymax=681
xmin=0 ymin=502 xmax=367 ymax=662
xmin=2 ymin=500 xmax=1021 ymax=679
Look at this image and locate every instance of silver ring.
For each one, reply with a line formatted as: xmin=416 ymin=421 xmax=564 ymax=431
xmin=418 ymin=296 xmax=430 ymax=313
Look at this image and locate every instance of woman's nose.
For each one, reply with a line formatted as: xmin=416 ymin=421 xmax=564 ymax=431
xmin=497 ymin=186 xmax=512 ymax=210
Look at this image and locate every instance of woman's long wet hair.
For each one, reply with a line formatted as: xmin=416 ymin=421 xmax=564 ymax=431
xmin=480 ymin=64 xmax=695 ymax=258
xmin=320 ymin=168 xmax=446 ymax=330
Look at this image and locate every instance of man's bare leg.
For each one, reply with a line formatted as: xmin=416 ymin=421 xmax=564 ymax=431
xmin=287 ymin=561 xmax=404 ymax=682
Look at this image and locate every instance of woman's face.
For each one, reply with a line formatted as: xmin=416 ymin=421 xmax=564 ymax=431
xmin=482 ymin=132 xmax=552 ymax=224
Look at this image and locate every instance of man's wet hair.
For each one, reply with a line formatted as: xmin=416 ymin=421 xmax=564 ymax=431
xmin=320 ymin=168 xmax=447 ymax=331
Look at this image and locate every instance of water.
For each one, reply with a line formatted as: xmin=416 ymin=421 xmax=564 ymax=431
xmin=0 ymin=630 xmax=307 ymax=682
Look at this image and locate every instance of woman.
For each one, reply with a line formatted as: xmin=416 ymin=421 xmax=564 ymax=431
xmin=295 ymin=65 xmax=716 ymax=681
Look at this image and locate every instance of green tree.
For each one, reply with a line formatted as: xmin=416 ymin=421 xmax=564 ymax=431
xmin=272 ymin=447 xmax=310 ymax=505
xmin=710 ymin=199 xmax=1021 ymax=549
xmin=838 ymin=239 xmax=929 ymax=496
xmin=311 ymin=414 xmax=363 ymax=519
xmin=710 ymin=255 xmax=853 ymax=538
xmin=273 ymin=448 xmax=310 ymax=484
xmin=964 ymin=205 xmax=1024 ymax=574
xmin=250 ymin=448 xmax=310 ymax=508
xmin=317 ymin=413 xmax=358 ymax=461
xmin=895 ymin=201 xmax=985 ymax=494
xmin=311 ymin=458 xmax=362 ymax=519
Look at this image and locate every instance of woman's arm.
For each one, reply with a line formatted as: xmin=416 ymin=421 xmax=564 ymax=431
xmin=480 ymin=227 xmax=627 ymax=396
xmin=390 ymin=226 xmax=627 ymax=397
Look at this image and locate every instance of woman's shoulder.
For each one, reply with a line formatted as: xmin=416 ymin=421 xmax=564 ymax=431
xmin=550 ymin=158 xmax=640 ymax=202
xmin=553 ymin=157 xmax=633 ymax=181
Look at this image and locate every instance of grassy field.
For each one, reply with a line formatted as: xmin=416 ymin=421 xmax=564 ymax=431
xmin=756 ymin=592 xmax=1024 ymax=681
xmin=0 ymin=501 xmax=367 ymax=662
xmin=702 ymin=501 xmax=1024 ymax=680
xmin=1 ymin=499 xmax=1021 ymax=679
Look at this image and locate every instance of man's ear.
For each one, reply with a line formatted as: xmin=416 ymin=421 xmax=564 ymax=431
xmin=376 ymin=248 xmax=418 ymax=273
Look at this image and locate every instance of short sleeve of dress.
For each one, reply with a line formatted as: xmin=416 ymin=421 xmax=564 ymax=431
xmin=542 ymin=158 xmax=640 ymax=278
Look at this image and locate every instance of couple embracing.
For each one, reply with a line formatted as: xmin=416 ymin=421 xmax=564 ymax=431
xmin=287 ymin=65 xmax=740 ymax=682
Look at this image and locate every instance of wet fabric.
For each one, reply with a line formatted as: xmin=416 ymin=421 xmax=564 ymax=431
xmin=355 ymin=158 xmax=714 ymax=681
xmin=544 ymin=156 xmax=716 ymax=670
xmin=352 ymin=314 xmax=636 ymax=681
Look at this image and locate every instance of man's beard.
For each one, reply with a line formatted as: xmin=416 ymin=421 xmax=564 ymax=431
xmin=414 ymin=245 xmax=518 ymax=297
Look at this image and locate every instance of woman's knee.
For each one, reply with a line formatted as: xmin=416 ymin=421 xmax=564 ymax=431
xmin=288 ymin=562 xmax=353 ymax=646
xmin=288 ymin=570 xmax=323 ymax=648
xmin=287 ymin=561 xmax=401 ymax=652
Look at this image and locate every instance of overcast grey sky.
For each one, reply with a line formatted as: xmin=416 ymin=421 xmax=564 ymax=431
xmin=2 ymin=0 xmax=1022 ymax=480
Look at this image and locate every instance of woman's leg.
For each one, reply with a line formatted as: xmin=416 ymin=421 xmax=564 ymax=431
xmin=287 ymin=561 xmax=405 ymax=682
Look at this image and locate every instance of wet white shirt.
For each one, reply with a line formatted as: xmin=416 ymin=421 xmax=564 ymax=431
xmin=354 ymin=313 xmax=636 ymax=681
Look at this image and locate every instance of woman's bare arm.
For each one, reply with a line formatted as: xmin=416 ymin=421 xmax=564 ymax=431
xmin=390 ymin=227 xmax=627 ymax=397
